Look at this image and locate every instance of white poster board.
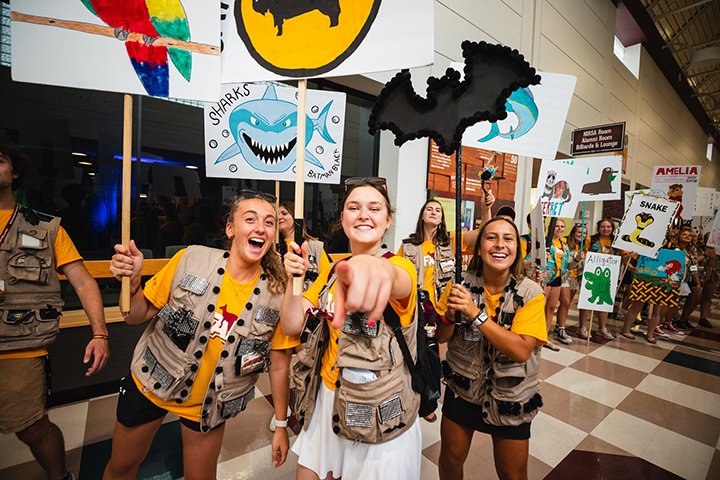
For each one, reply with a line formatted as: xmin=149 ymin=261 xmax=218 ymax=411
xmin=707 ymin=213 xmax=720 ymax=249
xmin=221 ymin=0 xmax=433 ymax=82
xmin=573 ymin=155 xmax=622 ymax=201
xmin=625 ymin=189 xmax=651 ymax=211
xmin=693 ymin=187 xmax=716 ymax=217
xmin=578 ymin=252 xmax=622 ymax=312
xmin=461 ymin=72 xmax=577 ymax=161
xmin=204 ymin=83 xmax=346 ymax=183
xmin=613 ymin=195 xmax=680 ymax=258
xmin=534 ymin=160 xmax=583 ymax=218
xmin=11 ymin=0 xmax=221 ymax=101
xmin=650 ymin=165 xmax=701 ymax=221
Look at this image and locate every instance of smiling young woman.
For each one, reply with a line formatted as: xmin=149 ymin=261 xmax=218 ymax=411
xmin=106 ymin=192 xmax=297 ymax=479
xmin=281 ymin=178 xmax=421 ymax=480
xmin=434 ymin=217 xmax=547 ymax=480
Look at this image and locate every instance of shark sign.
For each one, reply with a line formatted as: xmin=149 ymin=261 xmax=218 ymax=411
xmin=205 ymin=83 xmax=346 ymax=183
xmin=462 ymin=71 xmax=576 ymax=161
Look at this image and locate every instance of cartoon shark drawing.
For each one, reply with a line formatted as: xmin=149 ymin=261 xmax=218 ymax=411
xmin=215 ymin=85 xmax=335 ymax=173
xmin=478 ymin=87 xmax=538 ymax=142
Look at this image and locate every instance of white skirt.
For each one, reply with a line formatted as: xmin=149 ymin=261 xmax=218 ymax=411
xmin=291 ymin=382 xmax=422 ymax=480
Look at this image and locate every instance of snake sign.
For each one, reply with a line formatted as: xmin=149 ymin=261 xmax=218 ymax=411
xmin=613 ymin=194 xmax=680 ymax=258
xmin=578 ymin=252 xmax=621 ymax=313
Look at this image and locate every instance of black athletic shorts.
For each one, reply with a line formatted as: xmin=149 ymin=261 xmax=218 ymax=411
xmin=441 ymin=387 xmax=531 ymax=440
xmin=547 ymin=276 xmax=562 ymax=287
xmin=116 ymin=375 xmax=205 ymax=432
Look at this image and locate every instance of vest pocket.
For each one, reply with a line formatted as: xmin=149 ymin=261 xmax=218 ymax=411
xmin=484 ymin=362 xmax=540 ymax=427
xmin=17 ymin=228 xmax=49 ymax=250
xmin=7 ymin=252 xmax=51 ymax=284
xmin=332 ymin=367 xmax=413 ymax=444
xmin=34 ymin=308 xmax=60 ymax=338
xmin=135 ymin=337 xmax=187 ymax=398
xmin=0 ymin=309 xmax=34 ymax=337
xmin=217 ymin=386 xmax=255 ymax=420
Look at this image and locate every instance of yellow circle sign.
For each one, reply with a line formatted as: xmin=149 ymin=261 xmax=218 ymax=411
xmin=235 ymin=0 xmax=381 ymax=77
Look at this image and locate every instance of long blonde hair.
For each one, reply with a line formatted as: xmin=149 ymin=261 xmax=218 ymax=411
xmin=226 ymin=195 xmax=287 ymax=295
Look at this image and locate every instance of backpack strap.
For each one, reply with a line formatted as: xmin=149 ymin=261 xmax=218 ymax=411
xmin=384 ymin=304 xmax=417 ymax=374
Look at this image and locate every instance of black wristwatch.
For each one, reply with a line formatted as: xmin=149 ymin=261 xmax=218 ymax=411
xmin=471 ymin=310 xmax=489 ymax=329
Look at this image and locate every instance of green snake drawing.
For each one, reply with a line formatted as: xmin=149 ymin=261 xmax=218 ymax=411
xmin=583 ymin=266 xmax=613 ymax=305
xmin=621 ymin=212 xmax=655 ymax=248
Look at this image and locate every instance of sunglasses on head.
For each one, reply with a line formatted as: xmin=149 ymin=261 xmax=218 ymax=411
xmin=237 ymin=189 xmax=277 ymax=203
xmin=343 ymin=177 xmax=387 ymax=191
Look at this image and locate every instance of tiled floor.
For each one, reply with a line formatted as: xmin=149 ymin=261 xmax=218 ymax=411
xmin=1 ymin=304 xmax=719 ymax=480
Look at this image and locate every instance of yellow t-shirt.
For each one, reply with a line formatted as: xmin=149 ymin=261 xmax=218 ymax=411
xmin=436 ymin=281 xmax=548 ymax=344
xmin=134 ymin=248 xmax=299 ymax=422
xmin=0 ymin=209 xmax=83 ymax=360
xmin=303 ymin=255 xmax=417 ymax=391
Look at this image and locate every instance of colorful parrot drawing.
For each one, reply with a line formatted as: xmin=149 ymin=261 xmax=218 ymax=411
xmin=80 ymin=0 xmax=191 ymax=97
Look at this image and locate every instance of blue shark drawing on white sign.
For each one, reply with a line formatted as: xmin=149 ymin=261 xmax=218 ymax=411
xmin=461 ymin=71 xmax=576 ymax=161
xmin=205 ymin=82 xmax=346 ymax=183
xmin=478 ymin=87 xmax=538 ymax=142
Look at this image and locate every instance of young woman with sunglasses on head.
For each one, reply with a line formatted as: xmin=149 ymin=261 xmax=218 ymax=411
xmin=434 ymin=217 xmax=547 ymax=480
xmin=282 ymin=177 xmax=421 ymax=479
xmin=106 ymin=191 xmax=297 ymax=479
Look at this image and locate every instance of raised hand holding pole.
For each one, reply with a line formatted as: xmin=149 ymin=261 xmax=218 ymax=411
xmin=120 ymin=94 xmax=133 ymax=315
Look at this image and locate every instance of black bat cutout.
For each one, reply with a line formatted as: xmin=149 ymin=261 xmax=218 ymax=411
xmin=368 ymin=40 xmax=541 ymax=155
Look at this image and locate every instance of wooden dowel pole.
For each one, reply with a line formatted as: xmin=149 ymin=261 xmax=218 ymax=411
xmin=275 ymin=180 xmax=280 ymax=244
xmin=586 ymin=311 xmax=593 ymax=347
xmin=293 ymin=79 xmax=308 ymax=295
xmin=120 ymin=94 xmax=133 ymax=314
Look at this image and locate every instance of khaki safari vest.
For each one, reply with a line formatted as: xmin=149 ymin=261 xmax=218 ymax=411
xmin=0 ymin=206 xmax=64 ymax=351
xmin=292 ymin=249 xmax=420 ymax=444
xmin=130 ymin=245 xmax=283 ymax=432
xmin=444 ymin=273 xmax=544 ymax=426
xmin=401 ymin=238 xmax=454 ymax=298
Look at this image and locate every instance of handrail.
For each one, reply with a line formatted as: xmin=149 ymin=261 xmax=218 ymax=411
xmin=58 ymin=253 xmax=352 ymax=328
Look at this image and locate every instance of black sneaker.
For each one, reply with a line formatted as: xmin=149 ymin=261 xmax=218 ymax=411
xmin=699 ymin=318 xmax=713 ymax=328
xmin=675 ymin=320 xmax=692 ymax=330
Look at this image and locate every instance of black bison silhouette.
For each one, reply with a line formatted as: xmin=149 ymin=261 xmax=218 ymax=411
xmin=252 ymin=0 xmax=341 ymax=36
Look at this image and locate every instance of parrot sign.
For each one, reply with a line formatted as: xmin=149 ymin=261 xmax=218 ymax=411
xmin=577 ymin=252 xmax=621 ymax=313
xmin=11 ymin=0 xmax=221 ymax=101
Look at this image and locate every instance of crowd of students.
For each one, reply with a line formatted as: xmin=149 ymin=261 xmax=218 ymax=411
xmin=104 ymin=178 xmax=716 ymax=480
xmin=538 ymin=218 xmax=718 ymax=346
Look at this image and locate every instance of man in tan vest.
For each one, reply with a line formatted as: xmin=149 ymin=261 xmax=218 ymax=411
xmin=0 ymin=139 xmax=109 ymax=480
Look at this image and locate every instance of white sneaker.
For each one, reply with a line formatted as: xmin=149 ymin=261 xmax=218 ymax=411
xmin=598 ymin=328 xmax=615 ymax=340
xmin=577 ymin=327 xmax=589 ymax=339
xmin=555 ymin=327 xmax=573 ymax=344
